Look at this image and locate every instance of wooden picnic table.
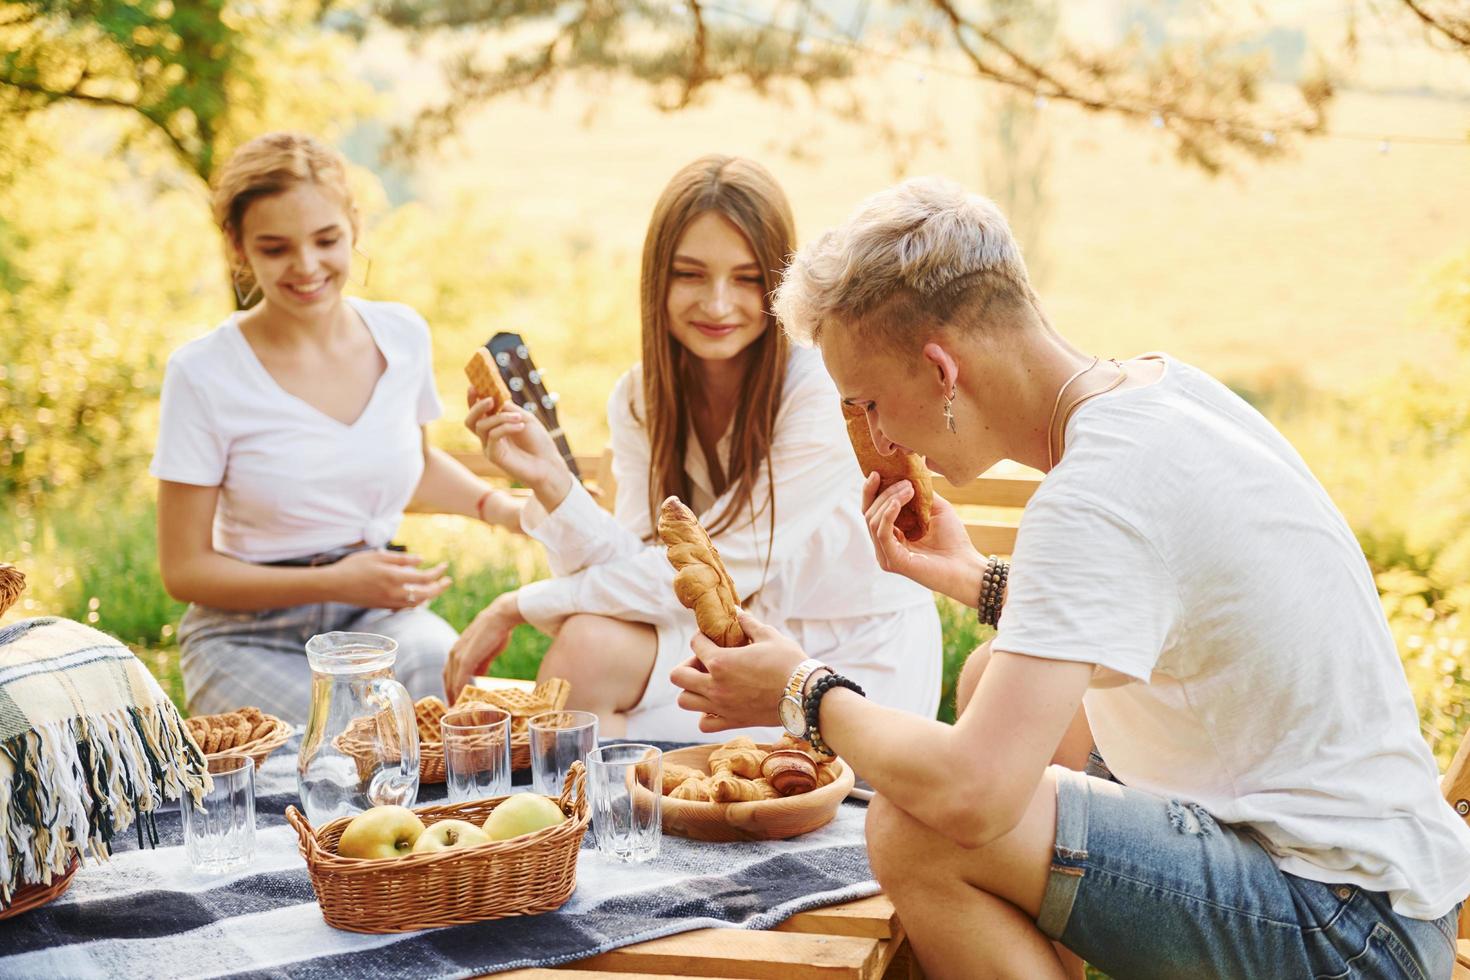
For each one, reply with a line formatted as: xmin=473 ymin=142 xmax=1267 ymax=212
xmin=499 ymin=894 xmax=919 ymax=980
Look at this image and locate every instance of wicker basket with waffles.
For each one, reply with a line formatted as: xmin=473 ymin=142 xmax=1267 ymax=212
xmin=285 ymin=762 xmax=588 ymax=933
xmin=335 ymin=678 xmax=571 ymax=783
xmin=184 ymin=706 xmax=292 ymax=770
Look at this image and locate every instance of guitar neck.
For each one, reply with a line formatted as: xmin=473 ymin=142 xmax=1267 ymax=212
xmin=486 ymin=333 xmax=582 ymax=483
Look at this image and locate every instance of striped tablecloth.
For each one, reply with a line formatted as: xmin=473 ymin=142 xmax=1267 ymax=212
xmin=0 ymin=736 xmax=878 ymax=979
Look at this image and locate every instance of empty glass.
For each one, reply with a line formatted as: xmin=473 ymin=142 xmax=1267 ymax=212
xmin=587 ymin=743 xmax=661 ymax=863
xmin=181 ymin=754 xmax=256 ymax=874
xmin=529 ymin=710 xmax=598 ymax=798
xmin=442 ymin=706 xmax=512 ymax=803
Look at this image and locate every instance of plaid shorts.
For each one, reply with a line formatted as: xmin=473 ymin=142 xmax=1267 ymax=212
xmin=177 ymin=548 xmax=456 ymax=724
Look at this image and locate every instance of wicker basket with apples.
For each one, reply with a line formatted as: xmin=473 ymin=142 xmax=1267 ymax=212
xmin=285 ymin=762 xmax=588 ymax=933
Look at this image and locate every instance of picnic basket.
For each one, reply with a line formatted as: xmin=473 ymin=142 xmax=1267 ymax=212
xmin=335 ymin=679 xmax=571 ymax=783
xmin=0 ymin=857 xmax=79 ymax=921
xmin=285 ymin=762 xmax=588 ymax=933
xmin=186 ymin=708 xmax=292 ymax=770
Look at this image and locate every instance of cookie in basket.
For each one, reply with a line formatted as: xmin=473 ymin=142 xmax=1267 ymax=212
xmin=184 ymin=705 xmax=291 ymax=767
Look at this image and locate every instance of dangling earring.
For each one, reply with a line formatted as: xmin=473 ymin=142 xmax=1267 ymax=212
xmin=943 ymin=387 xmax=957 ymax=434
xmin=232 ymin=265 xmax=261 ymax=309
xmin=352 ymin=245 xmax=373 ymax=290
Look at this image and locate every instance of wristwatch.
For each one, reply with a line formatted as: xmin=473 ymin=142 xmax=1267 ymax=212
xmin=779 ymin=659 xmax=827 ymax=737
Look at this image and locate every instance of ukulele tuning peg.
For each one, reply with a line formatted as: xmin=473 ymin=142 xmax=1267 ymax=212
xmin=546 ymin=391 xmax=561 ymax=406
xmin=494 ymin=352 xmax=511 ymax=367
xmin=540 ymin=394 xmax=554 ymax=410
xmin=528 ymin=369 xmax=541 ymax=385
xmin=509 ymin=377 xmax=525 ymax=392
xmin=515 ymin=345 xmax=529 ymax=359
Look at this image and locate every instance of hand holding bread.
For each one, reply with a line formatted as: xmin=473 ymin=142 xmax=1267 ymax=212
xmin=841 ymin=402 xmax=933 ymax=541
xmin=657 ymin=496 xmax=747 ymax=647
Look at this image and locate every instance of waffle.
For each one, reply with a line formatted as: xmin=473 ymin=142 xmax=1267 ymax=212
xmin=456 ymin=677 xmax=572 ymax=735
xmin=414 ymin=696 xmax=448 ymax=744
xmin=186 ymin=706 xmax=276 ymax=755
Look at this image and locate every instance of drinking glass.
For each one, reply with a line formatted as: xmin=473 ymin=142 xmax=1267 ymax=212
xmin=181 ymin=754 xmax=256 ymax=874
xmin=442 ymin=706 xmax=512 ymax=803
xmin=529 ymin=710 xmax=598 ymax=797
xmin=587 ymin=743 xmax=661 ymax=863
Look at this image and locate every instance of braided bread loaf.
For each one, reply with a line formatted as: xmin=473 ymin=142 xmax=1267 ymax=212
xmin=841 ymin=402 xmax=932 ymax=541
xmin=656 ymin=496 xmax=746 ymax=647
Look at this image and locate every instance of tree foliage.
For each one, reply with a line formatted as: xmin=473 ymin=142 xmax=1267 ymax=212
xmin=373 ymin=0 xmax=1343 ymax=174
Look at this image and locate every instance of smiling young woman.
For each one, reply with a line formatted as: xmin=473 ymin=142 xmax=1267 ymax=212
xmin=151 ymin=132 xmax=524 ymax=724
xmin=448 ymin=155 xmax=944 ymax=740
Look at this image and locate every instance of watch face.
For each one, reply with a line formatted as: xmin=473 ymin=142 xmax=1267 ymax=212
xmin=779 ymin=696 xmax=806 ymax=736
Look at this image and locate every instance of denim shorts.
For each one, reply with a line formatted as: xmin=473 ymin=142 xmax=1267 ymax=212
xmin=1040 ymin=764 xmax=1461 ymax=980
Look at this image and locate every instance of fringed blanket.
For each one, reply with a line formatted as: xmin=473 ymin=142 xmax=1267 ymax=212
xmin=0 ymin=617 xmax=208 ymax=902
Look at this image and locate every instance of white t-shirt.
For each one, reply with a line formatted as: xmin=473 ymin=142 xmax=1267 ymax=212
xmin=994 ymin=354 xmax=1470 ymax=920
xmin=149 ymin=298 xmax=443 ymax=563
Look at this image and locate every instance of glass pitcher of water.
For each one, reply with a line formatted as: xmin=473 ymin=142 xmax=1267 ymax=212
xmin=297 ymin=632 xmax=420 ymax=824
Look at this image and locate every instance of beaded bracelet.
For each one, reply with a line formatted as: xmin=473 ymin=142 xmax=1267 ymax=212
xmin=804 ymin=672 xmax=865 ymax=757
xmin=977 ymin=556 xmax=1010 ymax=628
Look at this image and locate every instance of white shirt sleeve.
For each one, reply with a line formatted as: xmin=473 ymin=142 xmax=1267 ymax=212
xmin=993 ymin=489 xmax=1184 ymax=681
xmin=519 ymin=374 xmax=649 ymax=577
xmin=515 ymin=363 xmax=854 ymax=634
xmin=149 ymin=356 xmax=227 ymax=487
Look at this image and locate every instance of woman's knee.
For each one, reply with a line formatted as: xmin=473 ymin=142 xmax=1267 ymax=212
xmin=955 ymin=638 xmax=995 ymax=717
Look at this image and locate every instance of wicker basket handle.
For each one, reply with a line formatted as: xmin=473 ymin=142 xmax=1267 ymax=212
xmin=558 ymin=760 xmax=586 ymax=813
xmin=284 ymin=805 xmax=319 ymax=860
xmin=0 ymin=564 xmax=25 ymax=617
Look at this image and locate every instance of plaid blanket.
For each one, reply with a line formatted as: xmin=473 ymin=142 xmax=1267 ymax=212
xmin=0 ymin=617 xmax=207 ymax=903
xmin=0 ymin=735 xmax=880 ymax=978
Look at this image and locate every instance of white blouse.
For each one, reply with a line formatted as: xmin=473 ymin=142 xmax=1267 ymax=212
xmin=150 ymin=298 xmax=443 ymax=564
xmin=516 ymin=348 xmax=935 ymax=632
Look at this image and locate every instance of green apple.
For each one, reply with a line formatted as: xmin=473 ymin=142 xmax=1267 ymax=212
xmin=411 ymin=818 xmax=491 ymax=854
xmin=337 ymin=805 xmax=426 ymax=860
xmin=482 ymin=793 xmax=566 ymax=841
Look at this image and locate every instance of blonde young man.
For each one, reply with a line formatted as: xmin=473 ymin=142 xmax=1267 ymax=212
xmin=670 ymin=177 xmax=1470 ymax=979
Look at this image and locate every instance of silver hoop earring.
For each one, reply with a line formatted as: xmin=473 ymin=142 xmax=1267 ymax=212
xmin=943 ymin=387 xmax=957 ymax=434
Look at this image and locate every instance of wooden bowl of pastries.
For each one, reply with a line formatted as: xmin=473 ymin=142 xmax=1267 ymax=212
xmin=656 ymin=735 xmax=855 ymax=842
xmin=185 ymin=706 xmax=292 ymax=770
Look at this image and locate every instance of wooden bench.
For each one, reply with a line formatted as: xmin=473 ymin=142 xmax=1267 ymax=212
xmin=429 ymin=450 xmax=1038 ymax=557
xmin=496 ymin=893 xmax=918 ymax=980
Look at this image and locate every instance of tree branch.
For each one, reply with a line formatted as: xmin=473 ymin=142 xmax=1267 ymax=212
xmin=1398 ymin=0 xmax=1470 ymax=47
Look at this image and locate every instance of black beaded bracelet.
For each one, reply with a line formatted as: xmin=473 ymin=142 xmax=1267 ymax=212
xmin=804 ymin=672 xmax=865 ymax=757
xmin=978 ymin=556 xmax=1010 ymax=628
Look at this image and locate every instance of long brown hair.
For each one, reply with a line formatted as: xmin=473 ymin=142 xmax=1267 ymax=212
xmin=639 ymin=155 xmax=795 ymax=541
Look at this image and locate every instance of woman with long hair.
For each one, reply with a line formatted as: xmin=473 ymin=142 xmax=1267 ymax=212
xmin=445 ymin=154 xmax=942 ymax=739
xmin=153 ymin=132 xmax=520 ymax=723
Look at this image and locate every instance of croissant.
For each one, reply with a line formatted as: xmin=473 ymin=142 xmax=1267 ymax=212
xmin=775 ymin=733 xmax=835 ymax=764
xmin=710 ymin=771 xmax=768 ymax=803
xmin=841 ymin=402 xmax=932 ymax=541
xmin=761 ymin=749 xmax=818 ymax=796
xmin=708 ymin=737 xmax=766 ymax=779
xmin=662 ymin=763 xmax=707 ymax=795
xmin=669 ymin=776 xmax=715 ymax=802
xmin=657 ymin=496 xmax=747 ymax=647
xmin=751 ymin=778 xmax=782 ymax=800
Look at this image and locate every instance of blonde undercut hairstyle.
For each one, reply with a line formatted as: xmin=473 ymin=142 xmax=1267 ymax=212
xmin=774 ymin=176 xmax=1038 ymax=350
